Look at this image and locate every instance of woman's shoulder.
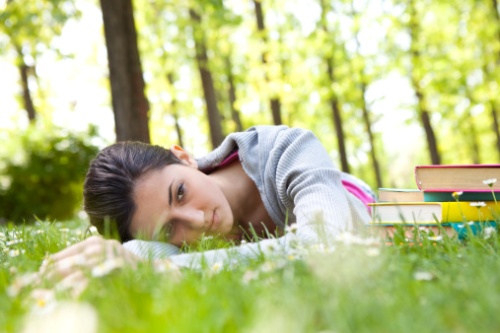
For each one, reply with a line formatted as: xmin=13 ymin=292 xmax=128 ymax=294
xmin=244 ymin=125 xmax=316 ymax=145
xmin=247 ymin=125 xmax=310 ymax=136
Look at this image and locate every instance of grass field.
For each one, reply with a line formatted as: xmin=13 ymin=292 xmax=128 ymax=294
xmin=1 ymin=218 xmax=500 ymax=332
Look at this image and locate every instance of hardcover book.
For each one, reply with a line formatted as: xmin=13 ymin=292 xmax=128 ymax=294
xmin=378 ymin=188 xmax=423 ymax=202
xmin=423 ymin=190 xmax=500 ymax=202
xmin=369 ymin=201 xmax=499 ymax=224
xmin=414 ymin=164 xmax=500 ymax=191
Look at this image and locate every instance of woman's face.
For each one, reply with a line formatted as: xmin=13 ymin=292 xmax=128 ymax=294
xmin=129 ymin=162 xmax=235 ymax=247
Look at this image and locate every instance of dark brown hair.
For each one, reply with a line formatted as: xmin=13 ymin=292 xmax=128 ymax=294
xmin=83 ymin=142 xmax=181 ymax=242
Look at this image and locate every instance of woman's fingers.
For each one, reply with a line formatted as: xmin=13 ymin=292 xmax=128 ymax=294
xmin=49 ymin=236 xmax=106 ymax=261
xmin=57 ymin=270 xmax=89 ymax=297
xmin=42 ymin=253 xmax=88 ymax=281
xmin=40 ymin=237 xmax=141 ymax=283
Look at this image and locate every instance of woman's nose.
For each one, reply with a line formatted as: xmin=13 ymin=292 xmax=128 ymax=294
xmin=171 ymin=208 xmax=204 ymax=228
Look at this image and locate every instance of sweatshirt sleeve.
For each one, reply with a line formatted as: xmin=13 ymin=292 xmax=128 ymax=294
xmin=272 ymin=128 xmax=369 ymax=244
xmin=122 ymin=235 xmax=297 ymax=270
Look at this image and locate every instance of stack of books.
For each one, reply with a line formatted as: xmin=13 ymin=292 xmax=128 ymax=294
xmin=369 ymin=164 xmax=500 ymax=239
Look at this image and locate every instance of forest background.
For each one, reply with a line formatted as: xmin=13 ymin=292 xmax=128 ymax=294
xmin=1 ymin=0 xmax=499 ymax=222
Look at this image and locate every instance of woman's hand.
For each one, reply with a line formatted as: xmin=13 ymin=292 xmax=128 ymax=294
xmin=41 ymin=236 xmax=140 ymax=276
xmin=9 ymin=236 xmax=181 ymax=300
xmin=38 ymin=236 xmax=141 ymax=296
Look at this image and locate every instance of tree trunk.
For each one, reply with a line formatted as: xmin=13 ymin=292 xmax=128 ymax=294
xmin=488 ymin=0 xmax=500 ymax=160
xmin=408 ymin=0 xmax=441 ymax=164
xmin=14 ymin=45 xmax=36 ymax=122
xmin=360 ymin=82 xmax=383 ymax=187
xmin=491 ymin=0 xmax=500 ymax=64
xmin=319 ymin=0 xmax=350 ymax=172
xmin=466 ymin=110 xmax=481 ymax=164
xmin=225 ymin=57 xmax=243 ymax=132
xmin=166 ymin=73 xmax=184 ymax=147
xmin=270 ymin=99 xmax=282 ymax=125
xmin=100 ymin=0 xmax=150 ymax=143
xmin=19 ymin=62 xmax=36 ymax=122
xmin=253 ymin=0 xmax=282 ymax=125
xmin=189 ymin=9 xmax=224 ymax=148
xmin=463 ymin=81 xmax=481 ymax=164
xmin=349 ymin=0 xmax=383 ymax=187
xmin=327 ymin=60 xmax=350 ymax=173
xmin=413 ymin=85 xmax=441 ymax=165
xmin=490 ymin=103 xmax=500 ymax=160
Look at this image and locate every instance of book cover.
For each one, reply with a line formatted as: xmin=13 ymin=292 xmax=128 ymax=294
xmin=369 ymin=201 xmax=499 ymax=224
xmin=378 ymin=188 xmax=423 ymax=202
xmin=423 ymin=190 xmax=500 ymax=202
xmin=414 ymin=164 xmax=500 ymax=191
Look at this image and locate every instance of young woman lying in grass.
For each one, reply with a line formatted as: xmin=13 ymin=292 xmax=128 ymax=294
xmin=44 ymin=125 xmax=375 ymax=277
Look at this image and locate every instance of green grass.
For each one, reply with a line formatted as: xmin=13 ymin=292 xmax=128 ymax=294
xmin=2 ymin=220 xmax=500 ymax=332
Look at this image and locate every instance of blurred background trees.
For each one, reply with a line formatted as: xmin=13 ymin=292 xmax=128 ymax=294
xmin=0 ymin=0 xmax=499 ymax=222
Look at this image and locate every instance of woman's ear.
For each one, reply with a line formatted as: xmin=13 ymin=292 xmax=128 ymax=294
xmin=170 ymin=145 xmax=198 ymax=168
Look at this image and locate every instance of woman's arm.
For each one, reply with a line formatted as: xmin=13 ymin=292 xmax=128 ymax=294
xmin=275 ymin=128 xmax=370 ymax=243
xmin=123 ymin=127 xmax=371 ymax=269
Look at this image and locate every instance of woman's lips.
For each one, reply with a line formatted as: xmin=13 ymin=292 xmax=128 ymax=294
xmin=210 ymin=210 xmax=219 ymax=232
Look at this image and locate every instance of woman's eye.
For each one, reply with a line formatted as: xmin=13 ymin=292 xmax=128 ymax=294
xmin=177 ymin=183 xmax=185 ymax=201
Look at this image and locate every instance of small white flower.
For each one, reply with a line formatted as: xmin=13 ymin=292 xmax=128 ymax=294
xmin=469 ymin=202 xmax=487 ymax=207
xmin=260 ymin=261 xmax=277 ymax=273
xmin=242 ymin=270 xmax=259 ymax=284
xmin=91 ymin=258 xmax=125 ymax=277
xmin=427 ymin=235 xmax=442 ymax=242
xmin=153 ymin=260 xmax=179 ymax=273
xmin=31 ymin=288 xmax=57 ymax=312
xmin=210 ymin=262 xmax=223 ymax=273
xmin=285 ymin=224 xmax=298 ymax=234
xmin=366 ymin=247 xmax=381 ymax=257
xmin=484 ymin=227 xmax=497 ymax=239
xmin=6 ymin=239 xmax=23 ymax=246
xmin=414 ymin=271 xmax=434 ymax=281
xmin=335 ymin=232 xmax=381 ymax=247
xmin=483 ymin=178 xmax=497 ymax=187
xmin=263 ymin=243 xmax=276 ymax=252
xmin=9 ymin=249 xmax=20 ymax=257
xmin=452 ymin=191 xmax=463 ymax=199
xmin=309 ymin=243 xmax=335 ymax=254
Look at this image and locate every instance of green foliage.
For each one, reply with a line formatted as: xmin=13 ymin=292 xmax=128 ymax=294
xmin=0 ymin=126 xmax=99 ymax=223
xmin=0 ymin=0 xmax=79 ymax=48
xmin=2 ymin=0 xmax=500 ymax=187
xmin=2 ymin=220 xmax=500 ymax=332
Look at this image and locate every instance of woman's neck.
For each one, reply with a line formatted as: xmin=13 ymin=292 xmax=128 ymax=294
xmin=209 ymin=160 xmax=276 ymax=240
